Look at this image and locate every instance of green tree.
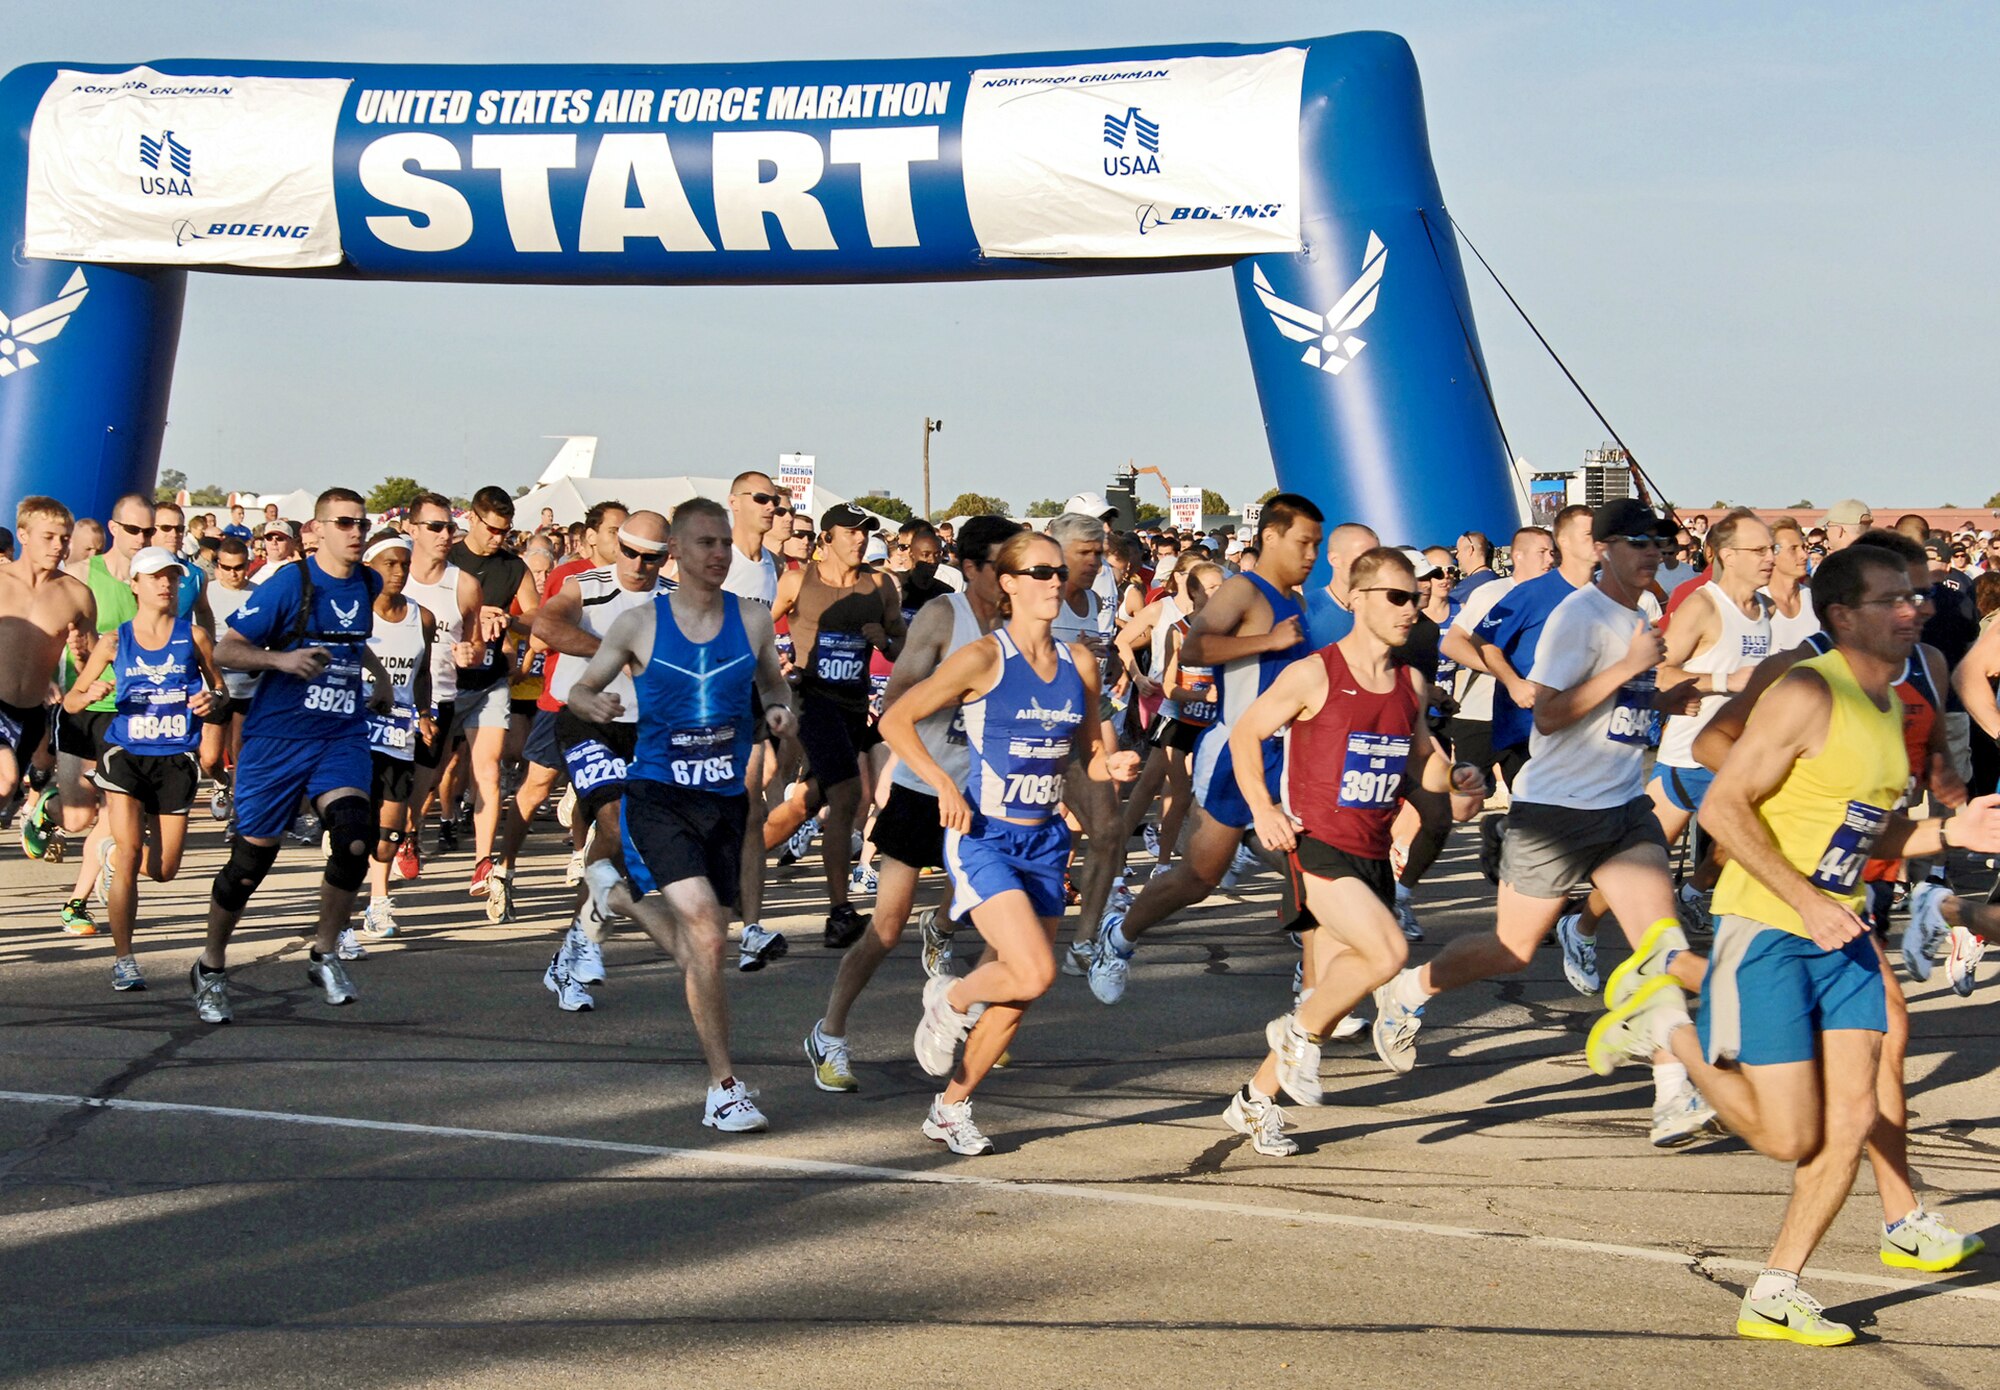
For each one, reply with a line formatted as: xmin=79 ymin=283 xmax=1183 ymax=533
xmin=1790 ymin=498 xmax=1814 ymax=509
xmin=1135 ymin=501 xmax=1168 ymax=527
xmin=1200 ymin=489 xmax=1231 ymax=519
xmin=187 ymin=484 xmax=230 ymax=506
xmin=865 ymin=495 xmax=915 ymax=523
xmin=936 ymin=492 xmax=1011 ymax=520
xmin=369 ymin=476 xmax=428 ymax=513
xmin=1985 ymin=491 xmax=2000 ymax=509
xmin=1026 ymin=498 xmax=1065 ymax=518
xmin=1257 ymin=486 xmax=1281 ymax=505
xmin=155 ymin=467 xmax=187 ymax=503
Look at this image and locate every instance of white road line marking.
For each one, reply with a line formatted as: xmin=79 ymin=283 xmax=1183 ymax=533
xmin=3 ymin=1088 xmax=1994 ymax=1305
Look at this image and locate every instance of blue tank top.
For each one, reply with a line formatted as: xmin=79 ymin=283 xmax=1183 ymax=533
xmin=961 ymin=629 xmax=1087 ymax=822
xmin=1216 ymin=572 xmax=1307 ymax=731
xmin=630 ymin=593 xmax=755 ymax=795
xmin=109 ymin=617 xmax=203 ymax=755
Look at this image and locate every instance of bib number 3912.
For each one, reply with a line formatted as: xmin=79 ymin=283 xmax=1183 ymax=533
xmin=1338 ymin=732 xmax=1410 ymax=809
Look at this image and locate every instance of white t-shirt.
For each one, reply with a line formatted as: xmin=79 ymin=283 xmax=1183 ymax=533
xmin=723 ymin=543 xmax=778 ymax=605
xmin=1512 ymin=585 xmax=1661 ymax=811
xmin=1763 ymin=584 xmax=1818 ymax=651
xmin=1448 ymin=577 xmax=1515 ymax=720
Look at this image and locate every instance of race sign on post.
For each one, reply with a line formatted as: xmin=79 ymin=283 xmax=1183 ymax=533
xmin=777 ymin=453 xmax=815 ymax=518
xmin=1241 ymin=500 xmax=1262 ymax=533
xmin=1170 ymin=486 xmax=1203 ymax=532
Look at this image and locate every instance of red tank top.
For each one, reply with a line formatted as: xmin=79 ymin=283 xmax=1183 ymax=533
xmin=1282 ymin=643 xmax=1421 ymax=859
xmin=1862 ymin=656 xmax=1938 ymax=882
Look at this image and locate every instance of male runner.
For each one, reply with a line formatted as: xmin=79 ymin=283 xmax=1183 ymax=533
xmin=202 ymin=536 xmax=260 ymax=818
xmin=1764 ymin=516 xmax=1818 ymax=650
xmin=1590 ymin=542 xmax=2000 ymax=1346
xmin=772 ymin=503 xmax=906 ymax=947
xmin=531 ymin=510 xmax=674 ymax=1008
xmin=1301 ymin=522 xmax=1380 ymax=650
xmin=357 ymin=532 xmax=435 ymax=943
xmin=567 ymin=498 xmax=796 ymax=1130
xmin=4 ymin=499 xmax=96 ymax=856
xmin=722 ymin=472 xmax=788 ymax=969
xmin=803 ymin=516 xmax=1019 ymax=1091
xmin=1440 ymin=525 xmax=1553 ymax=788
xmin=401 ymin=492 xmax=472 ymax=868
xmin=1088 ymin=495 xmax=1324 ymax=1004
xmin=197 ymin=487 xmax=394 ymax=1022
xmin=452 ymin=486 xmax=540 ymax=894
xmin=1372 ymin=500 xmax=1716 ymax=1145
xmin=1225 ymin=548 xmax=1482 ymax=1155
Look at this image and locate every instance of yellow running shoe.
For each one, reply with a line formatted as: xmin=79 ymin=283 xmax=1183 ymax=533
xmin=1736 ymin=1283 xmax=1854 ymax=1347
xmin=1604 ymin=917 xmax=1690 ymax=1009
xmin=1880 ymin=1208 xmax=1985 ymax=1272
xmin=804 ymin=1023 xmax=857 ymax=1093
xmin=1585 ymin=976 xmax=1688 ymax=1076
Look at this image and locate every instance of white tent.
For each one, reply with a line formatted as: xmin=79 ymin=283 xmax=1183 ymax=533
xmin=248 ymin=488 xmax=316 ymax=521
xmin=516 ymin=475 xmax=879 ymax=528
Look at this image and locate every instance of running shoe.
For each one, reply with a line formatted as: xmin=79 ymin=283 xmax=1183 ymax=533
xmin=19 ymin=788 xmax=56 ymax=860
xmin=287 ymin=814 xmax=317 ymax=846
xmin=1946 ymin=923 xmax=1985 ymax=997
xmin=60 ymin=898 xmax=96 ymax=936
xmin=1880 ymin=1207 xmax=1985 ymax=1272
xmin=190 ymin=963 xmax=231 ymax=1024
xmin=703 ymin=1077 xmax=769 ymax=1133
xmin=1674 ymin=879 xmax=1714 ymax=939
xmin=1088 ymin=921 xmax=1131 ymax=1005
xmin=394 ymin=836 xmax=422 ymax=881
xmin=1650 ymin=1081 xmax=1718 ymax=1147
xmin=805 ymin=1022 xmax=857 ymax=1093
xmin=583 ymin=859 xmax=625 ymax=935
xmin=1266 ymin=1013 xmax=1324 ymax=1106
xmin=110 ymin=955 xmax=146 ymax=992
xmin=1477 ymin=814 xmax=1505 ymax=885
xmin=777 ymin=815 xmax=818 ymax=866
xmin=1603 ymin=918 xmax=1690 ymax=1009
xmin=563 ymin=847 xmax=586 ymax=886
xmin=1370 ymin=979 xmax=1423 ymax=1074
xmin=484 ymin=868 xmax=514 ymax=924
xmin=849 ymin=862 xmax=880 ymax=895
xmin=1220 ymin=843 xmax=1261 ymax=890
xmin=1901 ymin=882 xmax=1950 ymax=983
xmin=93 ymin=838 xmax=116 ymax=907
xmin=914 ymin=974 xmax=973 ymax=1077
xmin=921 ymin=1094 xmax=994 ymax=1155
xmin=436 ymin=819 xmax=460 ymax=855
xmin=1393 ymin=884 xmax=1424 ymax=942
xmin=1060 ymin=938 xmax=1093 ymax=977
xmin=307 ymin=952 xmax=357 ymax=1006
xmin=1142 ymin=823 xmax=1161 ymax=863
xmin=1291 ymin=959 xmax=1304 ymax=1010
xmin=566 ymin=923 xmax=606 ymax=985
xmin=1106 ymin=876 xmax=1136 ymax=920
xmin=1223 ymin=1088 xmax=1299 ymax=1157
xmin=543 ymin=949 xmax=594 ymax=1012
xmin=360 ymin=897 xmax=399 ymax=939
xmin=1585 ymin=976 xmax=1687 ymax=1076
xmin=555 ymin=784 xmax=576 ymax=830
xmin=468 ymin=855 xmax=495 ymax=898
xmin=918 ymin=907 xmax=955 ymax=978
xmin=335 ymin=927 xmax=369 ymax=961
xmin=824 ymin=902 xmax=870 ymax=950
xmin=208 ymin=786 xmax=231 ymax=822
xmin=1555 ymin=911 xmax=1600 ymax=995
xmin=738 ymin=922 xmax=788 ymax=972
xmin=1735 ymin=1283 xmax=1853 ymax=1347
xmin=1331 ymin=1013 xmax=1367 ymax=1041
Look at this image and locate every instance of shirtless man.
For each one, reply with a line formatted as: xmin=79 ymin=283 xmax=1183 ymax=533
xmin=1 ymin=499 xmax=97 ymax=825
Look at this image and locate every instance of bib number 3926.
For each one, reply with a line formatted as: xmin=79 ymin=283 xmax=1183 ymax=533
xmin=303 ymin=685 xmax=357 ymax=715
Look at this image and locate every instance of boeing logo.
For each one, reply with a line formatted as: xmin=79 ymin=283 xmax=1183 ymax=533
xmin=1251 ymin=232 xmax=1386 ymax=375
xmin=173 ymin=220 xmax=208 ymax=247
xmin=1101 ymin=105 xmax=1161 ymax=176
xmin=138 ymin=129 xmax=195 ymax=196
xmin=0 ymin=270 xmax=89 ymax=380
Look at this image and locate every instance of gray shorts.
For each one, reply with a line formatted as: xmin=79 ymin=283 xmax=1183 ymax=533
xmin=453 ymin=681 xmax=512 ymax=733
xmin=1499 ymin=796 xmax=1668 ymax=899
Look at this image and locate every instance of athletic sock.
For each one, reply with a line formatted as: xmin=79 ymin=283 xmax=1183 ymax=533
xmin=1885 ymin=1206 xmax=1921 ymax=1234
xmin=1749 ymin=1268 xmax=1798 ymax=1302
xmin=1651 ymin=1060 xmax=1688 ymax=1097
xmin=1650 ymin=1006 xmax=1688 ymax=1053
xmin=1389 ymin=966 xmax=1429 ymax=1011
xmin=1106 ymin=922 xmax=1135 ymax=957
xmin=1246 ymin=1081 xmax=1275 ymax=1104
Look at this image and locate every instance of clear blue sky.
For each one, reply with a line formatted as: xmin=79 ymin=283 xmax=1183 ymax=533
xmin=12 ymin=2 xmax=1997 ymax=520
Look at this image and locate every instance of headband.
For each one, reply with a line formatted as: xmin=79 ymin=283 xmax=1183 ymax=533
xmin=364 ymin=536 xmax=413 ymax=562
xmin=616 ymin=526 xmax=670 ymax=556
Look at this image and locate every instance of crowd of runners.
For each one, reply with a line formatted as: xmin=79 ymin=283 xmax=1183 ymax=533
xmin=2 ymin=478 xmax=1997 ymax=1347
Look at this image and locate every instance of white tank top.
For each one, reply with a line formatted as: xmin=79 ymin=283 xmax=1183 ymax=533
xmin=544 ymin=566 xmax=666 ymax=722
xmin=367 ymin=602 xmax=425 ymax=705
xmin=891 ymin=592 xmax=986 ymax=794
xmin=1762 ymin=584 xmax=1818 ymax=651
xmin=403 ymin=563 xmax=463 ymax=706
xmin=1658 ymin=582 xmax=1773 ymax=768
xmin=1052 ymin=585 xmax=1111 ymax=678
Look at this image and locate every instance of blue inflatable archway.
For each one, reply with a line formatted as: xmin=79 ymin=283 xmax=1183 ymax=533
xmin=0 ymin=32 xmax=1515 ymax=540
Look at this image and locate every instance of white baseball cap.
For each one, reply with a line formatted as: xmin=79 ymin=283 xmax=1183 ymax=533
xmin=130 ymin=545 xmax=186 ymax=577
xmin=1399 ymin=547 xmax=1443 ymax=579
xmin=1064 ymin=491 xmax=1117 ymax=521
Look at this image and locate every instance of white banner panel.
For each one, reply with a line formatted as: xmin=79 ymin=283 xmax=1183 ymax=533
xmin=961 ymin=50 xmax=1305 ymax=260
xmin=1171 ymin=486 xmax=1203 ymax=531
xmin=778 ymin=453 xmax=816 ymax=517
xmin=25 ymin=67 xmax=349 ymax=269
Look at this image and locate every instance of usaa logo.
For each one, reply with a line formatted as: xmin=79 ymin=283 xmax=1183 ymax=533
xmin=1101 ymin=106 xmax=1161 ymax=176
xmin=137 ymin=130 xmax=194 ymax=196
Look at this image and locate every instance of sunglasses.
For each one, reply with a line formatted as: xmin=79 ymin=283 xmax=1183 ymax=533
xmin=1609 ymin=534 xmax=1665 ymax=548
xmin=736 ymin=491 xmax=781 ymax=506
xmin=154 ymin=522 xmax=184 ymax=533
xmin=472 ymin=512 xmax=512 ymax=531
xmin=115 ymin=521 xmax=155 ymax=539
xmin=320 ymin=515 xmax=367 ymax=531
xmin=1005 ymin=564 xmax=1070 ymax=582
xmin=1356 ymin=586 xmax=1420 ymax=607
xmin=619 ymin=544 xmax=667 ymax=565
xmin=413 ymin=519 xmax=452 ymax=533
xmin=217 ymin=563 xmax=247 ymax=574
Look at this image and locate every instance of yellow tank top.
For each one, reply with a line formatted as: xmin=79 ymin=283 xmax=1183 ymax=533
xmin=1712 ymin=648 xmax=1908 ymax=937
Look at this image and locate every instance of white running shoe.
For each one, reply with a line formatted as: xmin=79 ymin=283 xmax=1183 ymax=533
xmin=93 ymin=838 xmax=116 ymax=907
xmin=778 ymin=816 xmax=819 ymax=866
xmin=360 ymin=897 xmax=399 ymax=939
xmin=738 ymin=922 xmax=788 ymax=972
xmin=1946 ymin=923 xmax=1986 ymax=997
xmin=1221 ymin=842 xmax=1261 ymax=890
xmin=849 ymin=862 xmax=880 ymax=894
xmin=307 ymin=953 xmax=357 ymax=1006
xmin=1330 ymin=1012 xmax=1367 ymax=1041
xmin=566 ymin=923 xmax=606 ymax=985
xmin=190 ymin=964 xmax=231 ymax=1024
xmin=563 ymin=848 xmax=586 ymax=887
xmin=1650 ymin=1081 xmax=1719 ymax=1147
xmin=1087 ymin=922 xmax=1130 ymax=1005
xmin=1291 ymin=959 xmax=1304 ymax=1010
xmin=209 ymin=786 xmax=232 ymax=822
xmin=805 ymin=1024 xmax=858 ymax=1093
xmin=583 ymin=860 xmax=625 ymax=935
xmin=1266 ymin=1013 xmax=1325 ymax=1106
xmin=1142 ymin=823 xmax=1162 ymax=863
xmin=1393 ymin=884 xmax=1423 ymax=942
xmin=703 ymin=1077 xmax=769 ymax=1132
xmin=335 ymin=927 xmax=369 ymax=961
xmin=555 ymin=784 xmax=577 ymax=830
xmin=922 ymin=1094 xmax=994 ymax=1155
xmin=1902 ymin=882 xmax=1950 ymax=983
xmin=543 ymin=950 xmax=594 ymax=1012
xmin=1106 ymin=876 xmax=1136 ymax=919
xmin=1586 ymin=977 xmax=1689 ymax=1076
xmin=918 ymin=908 xmax=955 ymax=978
xmin=1370 ymin=977 xmax=1424 ymax=1074
xmin=110 ymin=955 xmax=145 ymax=992
xmin=914 ymin=974 xmax=973 ymax=1077
xmin=1223 ymin=1088 xmax=1299 ymax=1157
xmin=485 ymin=869 xmax=515 ymax=925
xmin=1059 ymin=938 xmax=1094 ymax=977
xmin=1555 ymin=911 xmax=1600 ymax=995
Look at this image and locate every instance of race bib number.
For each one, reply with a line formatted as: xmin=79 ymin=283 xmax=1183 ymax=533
xmin=302 ymin=684 xmax=358 ymax=716
xmin=563 ymin=736 xmax=629 ymax=793
xmin=1337 ymin=732 xmax=1410 ymax=809
xmin=1809 ymin=801 xmax=1890 ymax=894
xmin=126 ymin=711 xmax=190 ymax=742
xmin=814 ymin=631 xmax=869 ymax=686
xmin=1179 ymin=666 xmax=1217 ymax=724
xmin=1003 ymin=770 xmax=1065 ymax=809
xmin=869 ymin=672 xmax=890 ymax=720
xmin=945 ymin=709 xmax=969 ymax=746
xmin=368 ymin=704 xmax=417 ymax=756
xmin=1607 ymin=677 xmax=1661 ymax=747
xmin=666 ymin=723 xmax=738 ymax=789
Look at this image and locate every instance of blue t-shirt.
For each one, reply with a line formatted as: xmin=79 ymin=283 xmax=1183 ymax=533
xmin=175 ymin=562 xmax=205 ymax=619
xmin=221 ymin=523 xmax=254 ymax=543
xmin=1476 ymin=569 xmax=1577 ymax=752
xmin=225 ymin=558 xmax=383 ymax=742
xmin=1448 ymin=568 xmax=1499 ymax=622
xmin=1304 ymin=585 xmax=1356 ymax=651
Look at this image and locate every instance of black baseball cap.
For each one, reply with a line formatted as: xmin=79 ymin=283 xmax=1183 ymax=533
xmin=819 ymin=503 xmax=880 ymax=534
xmin=1591 ymin=499 xmax=1675 ymax=543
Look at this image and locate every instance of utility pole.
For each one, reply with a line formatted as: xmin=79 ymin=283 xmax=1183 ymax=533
xmin=922 ymin=416 xmax=943 ymax=520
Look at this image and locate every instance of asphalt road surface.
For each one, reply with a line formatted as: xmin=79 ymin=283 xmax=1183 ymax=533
xmin=2 ymin=809 xmax=1996 ymax=1387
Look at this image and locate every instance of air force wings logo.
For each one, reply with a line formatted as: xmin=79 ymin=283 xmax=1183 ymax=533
xmin=1251 ymin=233 xmax=1385 ymax=375
xmin=0 ymin=270 xmax=89 ymax=379
xmin=331 ymin=599 xmax=361 ymax=627
xmin=132 ymin=654 xmax=180 ymax=684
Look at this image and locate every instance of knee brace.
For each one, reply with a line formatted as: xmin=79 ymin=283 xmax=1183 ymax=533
xmin=212 ymin=836 xmax=282 ymax=913
xmin=372 ymin=824 xmax=404 ymax=863
xmin=322 ymin=794 xmax=373 ymax=892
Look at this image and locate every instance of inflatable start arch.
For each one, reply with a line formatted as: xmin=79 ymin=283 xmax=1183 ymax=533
xmin=0 ymin=32 xmax=1515 ymax=540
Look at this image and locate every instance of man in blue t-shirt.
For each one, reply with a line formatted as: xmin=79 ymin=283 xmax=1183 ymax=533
xmin=191 ymin=487 xmax=393 ymax=1025
xmin=220 ymin=504 xmax=255 ymax=545
xmin=1302 ymin=521 xmax=1379 ymax=650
